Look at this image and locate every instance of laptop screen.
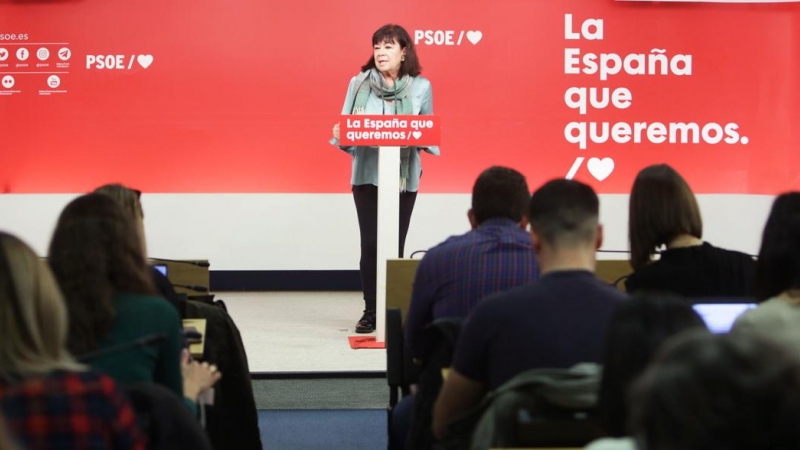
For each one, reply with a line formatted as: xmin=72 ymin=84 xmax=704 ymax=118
xmin=692 ymin=303 xmax=756 ymax=334
xmin=153 ymin=264 xmax=168 ymax=277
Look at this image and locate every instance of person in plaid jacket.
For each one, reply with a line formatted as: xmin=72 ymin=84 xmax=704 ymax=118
xmin=0 ymin=231 xmax=144 ymax=450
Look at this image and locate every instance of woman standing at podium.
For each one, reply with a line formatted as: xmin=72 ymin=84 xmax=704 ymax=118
xmin=330 ymin=24 xmax=440 ymax=333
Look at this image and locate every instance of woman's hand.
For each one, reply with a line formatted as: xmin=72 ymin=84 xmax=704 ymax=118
xmin=181 ymin=349 xmax=222 ymax=402
xmin=332 ymin=123 xmax=340 ymax=140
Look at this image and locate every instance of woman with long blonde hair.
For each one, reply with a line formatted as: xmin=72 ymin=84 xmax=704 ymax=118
xmin=0 ymin=231 xmax=144 ymax=449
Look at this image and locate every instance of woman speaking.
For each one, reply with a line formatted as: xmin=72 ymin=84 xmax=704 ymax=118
xmin=330 ymin=24 xmax=440 ymax=333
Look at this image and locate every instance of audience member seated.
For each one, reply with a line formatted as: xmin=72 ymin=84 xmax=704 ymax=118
xmin=584 ymin=294 xmax=708 ymax=450
xmin=0 ymin=231 xmax=145 ymax=449
xmin=47 ymin=194 xmax=220 ymax=411
xmin=93 ymin=183 xmax=184 ymax=313
xmin=397 ymin=166 xmax=538 ymax=449
xmin=733 ymin=192 xmax=800 ymax=351
xmin=433 ymin=179 xmax=627 ymax=439
xmin=628 ymin=332 xmax=800 ymax=450
xmin=626 ymin=164 xmax=755 ymax=297
xmin=91 ymin=183 xmax=262 ymax=450
xmin=406 ymin=165 xmax=539 ymax=361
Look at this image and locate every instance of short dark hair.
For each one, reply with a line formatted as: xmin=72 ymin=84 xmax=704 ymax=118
xmin=528 ymin=179 xmax=599 ymax=246
xmin=629 ymin=164 xmax=703 ymax=271
xmin=630 ymin=331 xmax=800 ymax=450
xmin=360 ymin=24 xmax=421 ymax=77
xmin=598 ymin=294 xmax=707 ymax=437
xmin=471 ymin=167 xmax=530 ymax=224
xmin=48 ymin=193 xmax=155 ymax=355
xmin=754 ymin=192 xmax=800 ymax=301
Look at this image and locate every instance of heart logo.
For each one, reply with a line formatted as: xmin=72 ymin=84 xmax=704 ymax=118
xmin=412 ymin=131 xmax=422 ymax=140
xmin=466 ymin=31 xmax=483 ymax=45
xmin=588 ymin=157 xmax=615 ymax=181
xmin=137 ymin=54 xmax=153 ymax=69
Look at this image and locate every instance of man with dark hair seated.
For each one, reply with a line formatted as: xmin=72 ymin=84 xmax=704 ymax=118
xmin=394 ymin=167 xmax=539 ymax=449
xmin=405 ymin=166 xmax=539 ymax=361
xmin=433 ymin=179 xmax=627 ymax=439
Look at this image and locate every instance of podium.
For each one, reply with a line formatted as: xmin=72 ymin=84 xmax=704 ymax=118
xmin=340 ymin=115 xmax=441 ymax=344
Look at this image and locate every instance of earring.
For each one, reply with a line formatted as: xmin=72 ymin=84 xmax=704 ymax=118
xmin=401 ymin=56 xmax=405 ymax=62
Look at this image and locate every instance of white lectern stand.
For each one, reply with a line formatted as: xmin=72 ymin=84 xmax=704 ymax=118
xmin=375 ymin=145 xmax=401 ymax=343
xmin=339 ymin=115 xmax=441 ymax=346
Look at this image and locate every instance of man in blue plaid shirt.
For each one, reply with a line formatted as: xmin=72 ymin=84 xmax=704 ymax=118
xmin=405 ymin=166 xmax=540 ymax=361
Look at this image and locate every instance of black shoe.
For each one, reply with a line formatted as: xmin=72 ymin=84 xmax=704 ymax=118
xmin=355 ymin=310 xmax=376 ymax=334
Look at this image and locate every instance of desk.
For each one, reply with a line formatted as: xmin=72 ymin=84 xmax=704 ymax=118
xmin=386 ymin=258 xmax=633 ymax=319
xmin=150 ymin=258 xmax=210 ymax=295
xmin=386 ymin=259 xmax=421 ymax=321
xmin=595 ymin=260 xmax=632 ymax=289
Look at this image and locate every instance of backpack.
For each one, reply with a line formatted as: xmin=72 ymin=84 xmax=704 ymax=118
xmin=438 ymin=363 xmax=603 ymax=450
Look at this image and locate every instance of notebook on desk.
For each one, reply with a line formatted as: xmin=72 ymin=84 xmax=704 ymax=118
xmin=182 ymin=318 xmax=207 ymax=358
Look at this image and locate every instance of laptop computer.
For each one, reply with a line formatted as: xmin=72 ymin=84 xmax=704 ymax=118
xmin=692 ymin=302 xmax=756 ymax=333
xmin=153 ymin=264 xmax=168 ymax=277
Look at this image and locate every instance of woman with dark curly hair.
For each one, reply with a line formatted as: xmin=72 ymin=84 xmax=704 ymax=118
xmin=330 ymin=24 xmax=440 ymax=333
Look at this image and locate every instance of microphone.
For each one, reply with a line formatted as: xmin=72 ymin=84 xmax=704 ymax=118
xmin=78 ymin=333 xmax=168 ymax=361
xmin=172 ymin=284 xmax=209 ymax=293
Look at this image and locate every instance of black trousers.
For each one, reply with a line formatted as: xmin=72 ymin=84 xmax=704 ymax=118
xmin=352 ymin=184 xmax=417 ymax=311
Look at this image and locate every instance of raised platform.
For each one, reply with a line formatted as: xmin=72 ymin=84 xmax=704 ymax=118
xmin=219 ymin=291 xmax=386 ymax=375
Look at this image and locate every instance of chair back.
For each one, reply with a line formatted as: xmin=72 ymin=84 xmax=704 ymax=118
xmin=183 ymin=299 xmax=262 ymax=450
xmin=386 ymin=307 xmax=410 ymax=407
xmin=406 ymin=317 xmax=465 ymax=450
xmin=124 ymin=383 xmax=213 ymax=450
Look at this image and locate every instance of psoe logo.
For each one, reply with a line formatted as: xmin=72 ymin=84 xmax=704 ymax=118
xmin=414 ymin=30 xmax=483 ymax=46
xmin=85 ymin=54 xmax=153 ymax=70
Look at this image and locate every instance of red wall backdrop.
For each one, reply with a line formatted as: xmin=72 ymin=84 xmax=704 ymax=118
xmin=0 ymin=0 xmax=798 ymax=194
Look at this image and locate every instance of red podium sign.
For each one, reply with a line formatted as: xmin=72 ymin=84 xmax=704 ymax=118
xmin=338 ymin=115 xmax=441 ymax=147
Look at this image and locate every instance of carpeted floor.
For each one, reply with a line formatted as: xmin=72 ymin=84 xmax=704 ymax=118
xmin=221 ymin=293 xmax=394 ymax=448
xmin=252 ymin=378 xmax=388 ymax=410
xmin=258 ymin=409 xmax=387 ymax=450
xmin=253 ymin=378 xmax=390 ymax=449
